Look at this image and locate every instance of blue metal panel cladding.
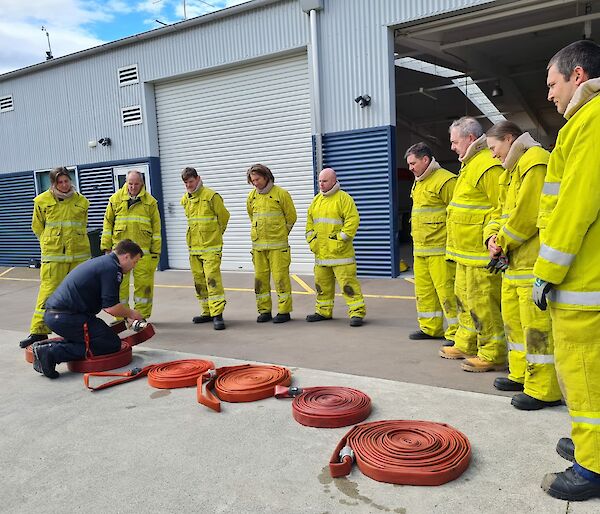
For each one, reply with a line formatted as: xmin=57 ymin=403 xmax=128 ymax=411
xmin=319 ymin=125 xmax=398 ymax=277
xmin=0 ymin=171 xmax=39 ymax=266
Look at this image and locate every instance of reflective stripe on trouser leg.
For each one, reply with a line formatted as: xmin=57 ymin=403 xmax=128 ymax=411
xmin=519 ymin=283 xmax=561 ymax=401
xmin=413 ymin=255 xmax=444 ymax=337
xmin=452 ymin=263 xmax=478 ymax=355
xmin=501 ymin=277 xmax=526 ymax=384
xmin=131 ymin=254 xmax=158 ymax=318
xmin=466 ymin=267 xmax=506 ymax=364
xmin=314 ymin=265 xmax=335 ymax=317
xmin=429 ymin=255 xmax=458 ymax=341
xmin=551 ymin=307 xmax=600 ymax=474
xmin=202 ymin=252 xmax=226 ymax=316
xmin=252 ymin=249 xmax=272 ymax=314
xmin=30 ymin=261 xmax=82 ymax=335
xmin=190 ymin=255 xmax=211 ymax=317
xmin=332 ymin=263 xmax=366 ymax=318
xmin=270 ymin=247 xmax=292 ymax=314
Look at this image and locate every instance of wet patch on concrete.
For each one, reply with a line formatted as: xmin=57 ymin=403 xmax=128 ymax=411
xmin=150 ymin=390 xmax=171 ymax=399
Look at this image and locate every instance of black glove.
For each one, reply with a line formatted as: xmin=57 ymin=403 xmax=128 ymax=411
xmin=486 ymin=254 xmax=509 ymax=274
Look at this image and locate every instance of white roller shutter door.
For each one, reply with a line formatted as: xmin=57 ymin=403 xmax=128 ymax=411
xmin=155 ymin=53 xmax=314 ymax=272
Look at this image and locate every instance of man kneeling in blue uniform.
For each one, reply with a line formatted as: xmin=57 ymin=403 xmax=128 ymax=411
xmin=32 ymin=239 xmax=144 ymax=379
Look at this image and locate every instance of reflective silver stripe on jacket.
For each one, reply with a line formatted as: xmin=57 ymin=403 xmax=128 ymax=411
xmin=548 ymin=289 xmax=600 ymax=306
xmin=449 ymin=202 xmax=492 ymax=210
xmin=526 ymin=353 xmax=554 ymax=364
xmin=446 ymin=317 xmax=458 ymax=325
xmin=539 ymin=244 xmax=575 ymax=266
xmin=502 ymin=226 xmax=525 ymax=243
xmin=340 ymin=232 xmax=350 ymax=241
xmin=315 ymin=257 xmax=355 ymax=266
xmin=542 ymin=182 xmax=560 ymax=196
xmin=504 ymin=274 xmax=535 ymax=281
xmin=446 ymin=250 xmax=489 ymax=261
xmin=417 ymin=311 xmax=443 ymax=318
xmin=413 ymin=207 xmax=447 ymax=214
xmin=571 ymin=416 xmax=600 ymax=425
xmin=414 ymin=247 xmax=446 ymax=254
xmin=313 ymin=218 xmax=343 ymax=225
xmin=508 ymin=342 xmax=525 ymax=352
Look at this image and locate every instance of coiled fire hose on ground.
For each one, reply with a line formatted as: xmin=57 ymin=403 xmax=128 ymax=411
xmin=197 ymin=364 xmax=291 ymax=412
xmin=329 ymin=420 xmax=471 ymax=485
xmin=275 ymin=385 xmax=371 ymax=428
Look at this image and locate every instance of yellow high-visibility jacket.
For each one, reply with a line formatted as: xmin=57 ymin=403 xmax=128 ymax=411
xmin=306 ymin=186 xmax=359 ymax=266
xmin=246 ymin=184 xmax=297 ymax=250
xmin=101 ymin=185 xmax=162 ymax=255
xmin=533 ymin=80 xmax=600 ymax=309
xmin=33 ymin=190 xmax=90 ymax=263
xmin=446 ymin=137 xmax=503 ymax=267
xmin=411 ymin=164 xmax=456 ymax=257
xmin=484 ymin=138 xmax=549 ymax=272
xmin=181 ymin=186 xmax=230 ymax=254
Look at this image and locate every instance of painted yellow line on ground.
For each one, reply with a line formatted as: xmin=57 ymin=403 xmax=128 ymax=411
xmin=404 ymin=277 xmax=416 ymax=284
xmin=291 ymin=274 xmax=315 ymax=294
xmin=0 ymin=267 xmax=15 ymax=277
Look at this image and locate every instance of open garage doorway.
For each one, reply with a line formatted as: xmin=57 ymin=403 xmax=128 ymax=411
xmin=392 ymin=0 xmax=600 ymax=249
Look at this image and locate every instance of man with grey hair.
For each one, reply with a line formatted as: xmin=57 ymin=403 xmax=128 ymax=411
xmin=440 ymin=116 xmax=506 ymax=372
xmin=405 ymin=142 xmax=458 ymax=343
xmin=101 ymin=169 xmax=162 ymax=320
xmin=533 ymin=39 xmax=600 ymax=502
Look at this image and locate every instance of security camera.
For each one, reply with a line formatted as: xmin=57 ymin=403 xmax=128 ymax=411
xmin=354 ymin=95 xmax=371 ymax=108
xmin=98 ymin=137 xmax=111 ymax=147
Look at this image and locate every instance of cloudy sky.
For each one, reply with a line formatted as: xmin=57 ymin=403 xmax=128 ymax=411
xmin=0 ymin=0 xmax=249 ymax=75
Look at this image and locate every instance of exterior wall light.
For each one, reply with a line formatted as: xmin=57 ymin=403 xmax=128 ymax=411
xmin=354 ymin=95 xmax=371 ymax=108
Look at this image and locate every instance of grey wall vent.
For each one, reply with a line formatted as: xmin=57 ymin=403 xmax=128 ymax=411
xmin=0 ymin=95 xmax=14 ymax=112
xmin=118 ymin=64 xmax=139 ymax=87
xmin=121 ymin=105 xmax=143 ymax=126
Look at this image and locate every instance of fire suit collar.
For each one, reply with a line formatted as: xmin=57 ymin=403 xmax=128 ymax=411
xmin=321 ymin=180 xmax=340 ymax=197
xmin=503 ymin=132 xmax=541 ymax=171
xmin=50 ymin=186 xmax=75 ymax=200
xmin=415 ymin=158 xmax=441 ymax=182
xmin=257 ymin=180 xmax=274 ymax=194
xmin=459 ymin=134 xmax=487 ymax=163
xmin=564 ymin=77 xmax=600 ymax=120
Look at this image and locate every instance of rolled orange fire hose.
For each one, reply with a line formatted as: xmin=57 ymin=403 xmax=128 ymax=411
xmin=329 ymin=420 xmax=471 ymax=485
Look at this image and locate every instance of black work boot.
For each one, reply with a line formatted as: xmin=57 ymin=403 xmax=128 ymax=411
xmin=306 ymin=313 xmax=332 ymax=322
xmin=408 ymin=330 xmax=442 ymax=340
xmin=213 ymin=314 xmax=225 ymax=331
xmin=272 ymin=313 xmax=291 ymax=324
xmin=32 ymin=342 xmax=59 ymax=379
xmin=349 ymin=317 xmax=363 ymax=327
xmin=494 ymin=377 xmax=524 ymax=391
xmin=511 ymin=393 xmax=562 ymax=411
xmin=542 ymin=466 xmax=600 ymax=501
xmin=192 ymin=315 xmax=213 ymax=324
xmin=556 ymin=438 xmax=575 ymax=462
xmin=19 ymin=333 xmax=48 ymax=349
xmin=257 ymin=312 xmax=273 ymax=323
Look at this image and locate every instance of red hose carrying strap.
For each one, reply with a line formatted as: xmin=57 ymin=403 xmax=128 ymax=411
xmin=84 ymin=359 xmax=215 ymax=391
xmin=197 ymin=364 xmax=291 ymax=412
xmin=275 ymin=385 xmax=371 ymax=428
xmin=329 ymin=420 xmax=471 ymax=485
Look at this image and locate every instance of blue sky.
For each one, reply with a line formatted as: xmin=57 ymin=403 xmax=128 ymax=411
xmin=0 ymin=0 xmax=249 ymax=75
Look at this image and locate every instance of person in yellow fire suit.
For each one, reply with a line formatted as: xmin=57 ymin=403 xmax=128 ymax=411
xmin=101 ymin=170 xmax=161 ymax=320
xmin=484 ymin=120 xmax=561 ymax=411
xmin=305 ymin=167 xmax=365 ymax=327
xmin=246 ymin=163 xmax=297 ymax=323
xmin=533 ymin=40 xmax=600 ymax=502
xmin=181 ymin=167 xmax=230 ymax=331
xmin=405 ymin=142 xmax=458 ymax=342
xmin=19 ymin=167 xmax=91 ymax=348
xmin=439 ymin=116 xmax=506 ymax=372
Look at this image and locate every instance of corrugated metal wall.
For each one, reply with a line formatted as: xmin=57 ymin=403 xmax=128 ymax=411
xmin=321 ymin=126 xmax=397 ymax=277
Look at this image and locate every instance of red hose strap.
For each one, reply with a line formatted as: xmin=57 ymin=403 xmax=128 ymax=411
xmin=197 ymin=364 xmax=291 ymax=412
xmin=84 ymin=359 xmax=215 ymax=391
xmin=329 ymin=420 xmax=471 ymax=485
xmin=121 ymin=323 xmax=155 ymax=347
xmin=275 ymin=385 xmax=371 ymax=428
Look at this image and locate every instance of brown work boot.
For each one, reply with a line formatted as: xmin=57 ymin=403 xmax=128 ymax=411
xmin=461 ymin=356 xmax=507 ymax=372
xmin=439 ymin=345 xmax=475 ymax=360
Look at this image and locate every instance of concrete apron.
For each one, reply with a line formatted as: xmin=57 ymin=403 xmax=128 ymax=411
xmin=2 ymin=328 xmax=595 ymax=514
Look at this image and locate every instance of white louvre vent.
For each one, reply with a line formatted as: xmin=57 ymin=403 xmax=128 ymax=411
xmin=118 ymin=64 xmax=139 ymax=87
xmin=0 ymin=95 xmax=14 ymax=113
xmin=121 ymin=105 xmax=142 ymax=126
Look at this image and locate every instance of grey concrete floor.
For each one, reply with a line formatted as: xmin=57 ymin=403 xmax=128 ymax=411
xmin=1 ymin=267 xmax=598 ymax=513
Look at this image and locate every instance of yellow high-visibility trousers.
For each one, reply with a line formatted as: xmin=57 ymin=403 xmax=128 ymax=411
xmin=30 ymin=261 xmax=85 ymax=334
xmin=314 ymin=263 xmax=366 ymax=319
xmin=252 ymin=247 xmax=292 ymax=315
xmin=190 ymin=252 xmax=226 ymax=316
xmin=551 ymin=307 xmax=600 ymax=474
xmin=502 ymin=276 xmax=561 ymax=401
xmin=119 ymin=254 xmax=159 ymax=319
xmin=413 ymin=255 xmax=458 ymax=341
xmin=453 ymin=263 xmax=506 ymax=364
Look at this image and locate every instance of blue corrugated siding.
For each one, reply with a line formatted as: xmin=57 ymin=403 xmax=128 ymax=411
xmin=320 ymin=126 xmax=398 ymax=277
xmin=0 ymin=171 xmax=39 ymax=266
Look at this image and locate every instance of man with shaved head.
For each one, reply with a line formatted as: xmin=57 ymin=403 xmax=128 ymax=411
xmin=305 ymin=168 xmax=365 ymax=326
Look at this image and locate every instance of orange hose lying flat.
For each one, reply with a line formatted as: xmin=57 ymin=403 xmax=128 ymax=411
xmin=275 ymin=385 xmax=371 ymax=428
xmin=197 ymin=364 xmax=291 ymax=412
xmin=329 ymin=420 xmax=471 ymax=485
